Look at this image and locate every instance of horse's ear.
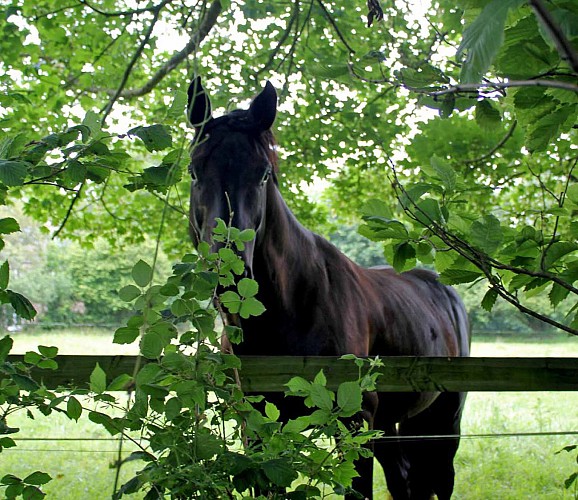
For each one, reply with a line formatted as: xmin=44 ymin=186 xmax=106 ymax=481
xmin=248 ymin=81 xmax=277 ymax=131
xmin=187 ymin=76 xmax=212 ymax=128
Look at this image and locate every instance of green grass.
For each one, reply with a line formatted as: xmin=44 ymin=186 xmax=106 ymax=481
xmin=2 ymin=330 xmax=578 ymax=498
xmin=9 ymin=327 xmax=138 ymax=355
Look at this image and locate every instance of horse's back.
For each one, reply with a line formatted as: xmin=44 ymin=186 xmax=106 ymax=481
xmin=361 ymin=265 xmax=470 ymax=358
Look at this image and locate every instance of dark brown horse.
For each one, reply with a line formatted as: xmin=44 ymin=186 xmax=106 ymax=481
xmin=186 ymin=76 xmax=471 ymax=500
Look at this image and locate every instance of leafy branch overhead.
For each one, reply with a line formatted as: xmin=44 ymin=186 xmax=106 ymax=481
xmin=0 ymin=0 xmax=577 ymax=336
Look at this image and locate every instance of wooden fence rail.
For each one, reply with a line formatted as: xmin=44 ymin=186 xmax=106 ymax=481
xmin=7 ymin=355 xmax=578 ymax=392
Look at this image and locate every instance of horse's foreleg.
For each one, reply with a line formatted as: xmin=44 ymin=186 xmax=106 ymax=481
xmin=372 ymin=423 xmax=410 ymax=500
xmin=398 ymin=392 xmax=466 ymax=500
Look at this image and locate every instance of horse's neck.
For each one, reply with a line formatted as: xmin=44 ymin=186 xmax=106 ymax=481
xmin=253 ymin=186 xmax=317 ymax=309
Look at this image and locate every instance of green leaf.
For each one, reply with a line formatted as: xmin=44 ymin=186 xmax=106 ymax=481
xmin=481 ymin=288 xmax=498 ymax=312
xmin=164 ymin=397 xmax=182 ymax=420
xmin=359 ymin=216 xmax=409 ymax=241
xmin=309 ymin=384 xmax=334 ymax=411
xmin=66 ymin=124 xmax=92 ymax=143
xmin=333 ymin=460 xmax=358 ymax=488
xmin=64 ymin=159 xmax=87 ymax=184
xmin=4 ymin=483 xmax=24 ymax=498
xmin=11 ymin=373 xmax=39 ymax=390
xmin=237 ymin=278 xmax=258 ymax=298
xmin=393 ymin=242 xmax=416 ymax=272
xmin=542 ymin=242 xmax=578 ymax=270
xmin=113 ymin=326 xmax=140 ymax=344
xmin=475 ymin=100 xmax=502 ymax=129
xmin=435 ymin=251 xmax=456 ymax=273
xmin=66 ymin=396 xmax=82 ymax=421
xmin=261 ymin=459 xmax=298 ymax=487
xmin=556 ymin=444 xmax=578 ymax=455
xmin=526 ymin=105 xmax=575 ymax=152
xmin=415 ymin=198 xmax=445 ymax=226
xmin=140 ymin=331 xmax=164 ymax=359
xmin=308 ymin=62 xmax=349 ymax=79
xmin=220 ymin=290 xmax=241 ymax=314
xmin=314 ymin=369 xmax=327 ymax=386
xmin=38 ymin=346 xmax=58 ymax=358
xmin=135 ymin=363 xmax=162 ymax=387
xmin=565 ymin=472 xmax=578 ymax=490
xmin=129 ymin=124 xmax=172 ymax=152
xmin=170 ymin=298 xmax=192 ymax=317
xmin=224 ymin=325 xmax=243 ymax=344
xmin=107 ymin=373 xmax=133 ymax=391
xmin=22 ymin=485 xmax=45 ymax=500
xmin=567 ymin=184 xmax=578 ymax=204
xmin=167 ymin=90 xmax=188 ymax=121
xmin=0 ymin=260 xmax=9 ymax=289
xmin=159 ymin=283 xmax=179 ymax=296
xmin=1 ymin=474 xmax=22 ymax=486
xmin=239 ymin=296 xmax=266 ymax=318
xmin=360 ymin=198 xmax=393 ymax=218
xmin=283 ymin=415 xmax=311 ymax=434
xmin=82 ymin=110 xmax=102 ymax=136
xmin=239 ymin=228 xmax=256 ymax=242
xmin=37 ymin=359 xmax=58 ymax=370
xmin=396 ymin=64 xmax=449 ymax=89
xmin=549 ymin=283 xmax=570 ymax=308
xmin=0 ymin=160 xmax=29 ymax=186
xmin=24 ymin=351 xmax=42 ymax=365
xmin=0 ymin=437 xmax=16 ymax=449
xmin=470 ymin=214 xmax=503 ymax=254
xmin=440 ymin=94 xmax=455 ymax=118
xmin=439 ymin=269 xmax=483 ymax=285
xmin=337 ymin=381 xmax=363 ymax=417
xmin=132 ymin=260 xmax=153 ymax=287
xmin=0 ymin=217 xmax=20 ymax=234
xmin=457 ymin=0 xmax=524 ymax=83
xmin=118 ymin=284 xmax=141 ymax=302
xmin=285 ymin=376 xmax=311 ymax=396
xmin=88 ymin=411 xmax=119 ymax=435
xmin=90 ymin=363 xmax=107 ymax=394
xmin=265 ymin=402 xmax=280 ymax=421
xmin=0 ymin=335 xmax=13 ymax=363
xmin=429 ymin=155 xmax=456 ymax=193
xmin=7 ymin=290 xmax=36 ymax=320
xmin=0 ymin=133 xmax=28 ymax=159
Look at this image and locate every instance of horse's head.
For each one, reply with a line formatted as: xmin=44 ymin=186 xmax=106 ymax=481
xmin=186 ymin=77 xmax=278 ymax=277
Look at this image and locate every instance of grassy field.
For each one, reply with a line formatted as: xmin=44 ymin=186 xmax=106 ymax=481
xmin=3 ymin=329 xmax=578 ymax=498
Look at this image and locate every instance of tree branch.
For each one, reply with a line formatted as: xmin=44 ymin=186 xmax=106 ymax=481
xmin=528 ymin=0 xmax=578 ymax=74
xmin=389 ymin=165 xmax=578 ymax=336
xmin=32 ymin=3 xmax=81 ymax=20
xmin=89 ymin=0 xmax=221 ymax=100
xmin=315 ymin=0 xmax=356 ymax=55
xmin=100 ymin=2 xmax=169 ymax=123
xmin=77 ymin=0 xmax=170 ymax=17
xmin=427 ymin=79 xmax=578 ymax=97
xmin=52 ymin=181 xmax=85 ymax=240
xmin=119 ymin=0 xmax=222 ymax=99
xmin=256 ymin=0 xmax=300 ymax=77
xmin=465 ymin=120 xmax=518 ymax=164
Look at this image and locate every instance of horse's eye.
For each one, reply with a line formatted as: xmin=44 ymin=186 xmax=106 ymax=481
xmin=189 ymin=165 xmax=198 ymax=184
xmin=261 ymin=167 xmax=272 ymax=186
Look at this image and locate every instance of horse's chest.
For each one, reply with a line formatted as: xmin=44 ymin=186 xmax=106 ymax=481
xmin=230 ymin=313 xmax=339 ymax=356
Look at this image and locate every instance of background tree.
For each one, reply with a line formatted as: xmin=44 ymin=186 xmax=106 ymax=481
xmin=0 ymin=0 xmax=576 ymax=334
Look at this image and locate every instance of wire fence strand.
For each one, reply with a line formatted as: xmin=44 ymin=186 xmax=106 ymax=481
xmin=8 ymin=429 xmax=578 ymax=450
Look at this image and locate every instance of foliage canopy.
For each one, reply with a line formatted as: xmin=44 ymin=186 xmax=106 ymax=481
xmin=0 ymin=3 xmax=577 ymax=330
